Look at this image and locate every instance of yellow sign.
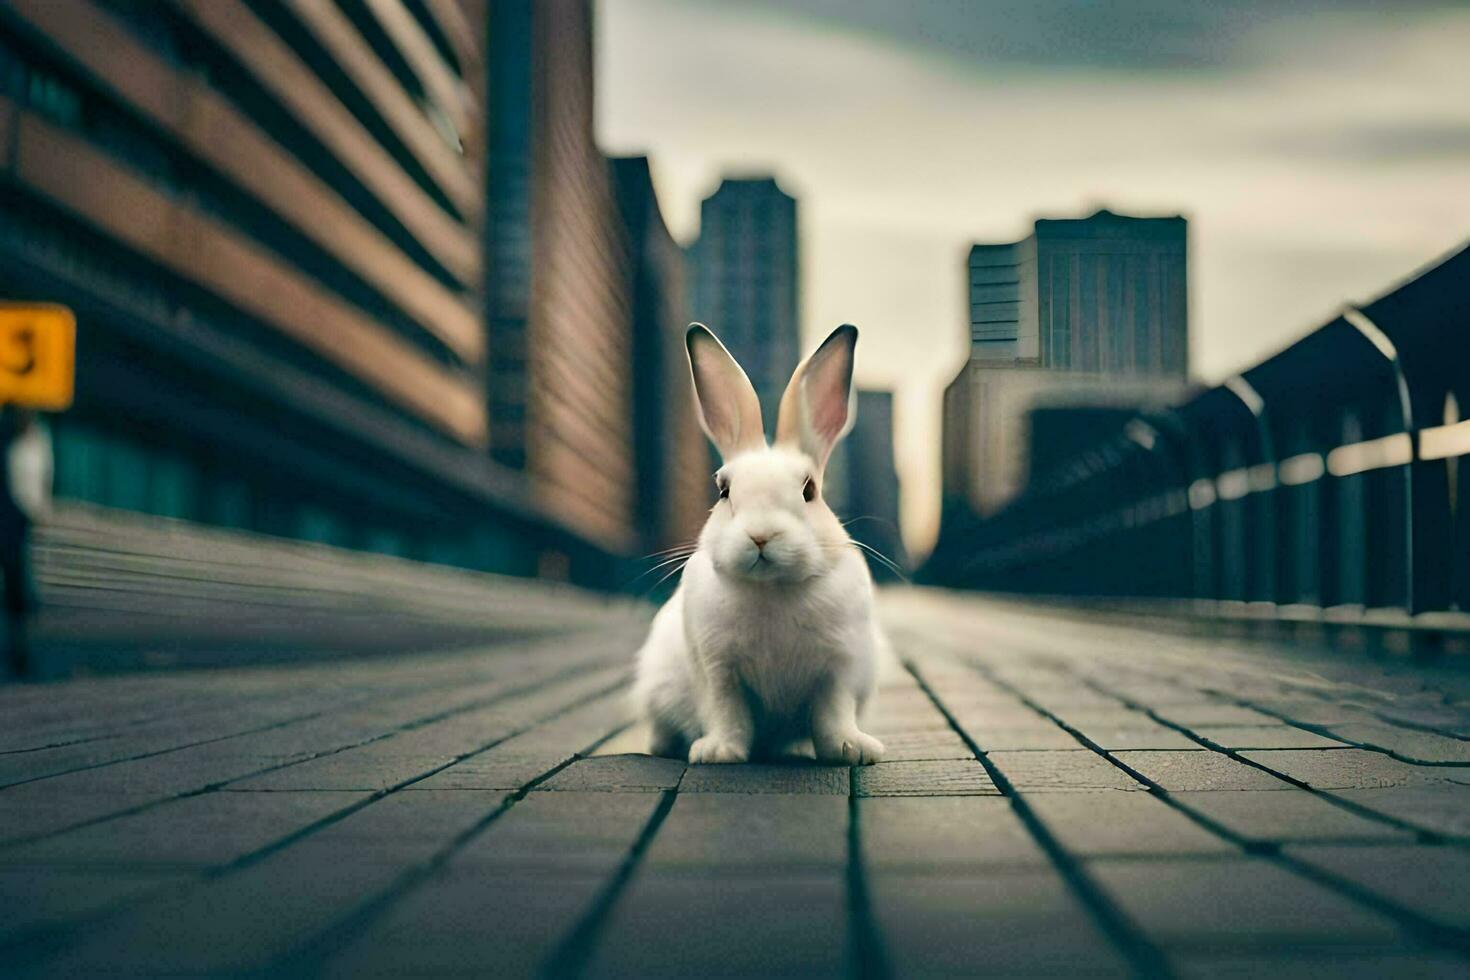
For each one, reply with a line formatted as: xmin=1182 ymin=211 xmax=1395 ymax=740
xmin=0 ymin=304 xmax=75 ymax=411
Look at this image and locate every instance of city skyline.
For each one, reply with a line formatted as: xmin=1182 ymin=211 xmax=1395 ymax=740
xmin=598 ymin=0 xmax=1470 ymax=555
xmin=690 ymin=176 xmax=802 ymax=436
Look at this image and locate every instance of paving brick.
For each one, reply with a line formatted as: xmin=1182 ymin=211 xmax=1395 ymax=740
xmin=1170 ymin=790 xmax=1413 ymax=844
xmin=863 ymin=701 xmax=955 ymax=737
xmin=534 ymin=754 xmax=685 ymax=792
xmin=1098 ymin=682 xmax=1216 ymax=708
xmin=227 ymin=752 xmax=457 ymax=791
xmin=986 ymin=751 xmax=1145 ymax=792
xmin=679 ymin=763 xmax=849 ymax=795
xmin=19 ymin=855 xmax=409 ymax=975
xmin=853 ymin=760 xmax=999 ymax=797
xmin=1153 ymin=704 xmax=1283 ymax=728
xmin=21 ymin=749 xmax=280 ymax=798
xmin=1172 ymin=950 xmax=1470 ymax=979
xmin=1371 ymin=703 xmax=1470 ymax=736
xmin=643 ymin=794 xmax=847 ymax=871
xmin=450 ymin=791 xmax=662 ymax=875
xmin=586 ymin=873 xmax=849 ymax=978
xmin=953 ymin=724 xmax=1081 ymax=751
xmin=1323 ymin=724 xmax=1470 ymax=764
xmin=1190 ymin=726 xmax=1350 ymax=750
xmin=859 ymin=796 xmax=1046 ymax=871
xmin=1329 ymin=785 xmax=1470 ymax=838
xmin=1088 ymin=857 xmax=1403 ymax=948
xmin=0 ymin=790 xmax=166 ymax=847
xmin=870 ymin=727 xmax=971 ymax=761
xmin=1069 ymin=724 xmax=1200 ymax=751
xmin=322 ymin=871 xmax=609 ymax=978
xmin=301 ymin=790 xmax=509 ymax=863
xmin=1286 ymin=845 xmax=1470 ymax=931
xmin=408 ymin=751 xmax=569 ymax=790
xmin=1243 ymin=699 xmax=1371 ymax=728
xmin=945 ymin=704 xmax=1055 ymax=731
xmin=869 ymin=872 xmax=1130 ymax=977
xmin=1024 ymin=791 xmax=1235 ymax=857
xmin=2 ymin=790 xmax=365 ymax=869
xmin=1020 ymin=687 xmax=1129 ymax=711
xmin=1240 ymin=749 xmax=1455 ymax=790
xmin=1111 ymin=751 xmax=1295 ymax=791
xmin=0 ymin=740 xmax=164 ymax=788
xmin=0 ymin=869 xmax=184 ymax=943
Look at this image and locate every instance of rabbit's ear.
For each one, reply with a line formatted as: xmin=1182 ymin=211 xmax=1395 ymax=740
xmin=776 ymin=324 xmax=858 ymax=472
xmin=686 ymin=323 xmax=765 ymax=459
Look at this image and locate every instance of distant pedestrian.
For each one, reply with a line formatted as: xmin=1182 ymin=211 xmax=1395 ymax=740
xmin=0 ymin=408 xmax=51 ymax=676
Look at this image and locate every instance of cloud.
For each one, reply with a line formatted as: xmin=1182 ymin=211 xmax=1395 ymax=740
xmin=709 ymin=0 xmax=1464 ymax=73
xmin=1263 ymin=122 xmax=1470 ymax=165
xmin=597 ymin=0 xmax=1470 ymax=554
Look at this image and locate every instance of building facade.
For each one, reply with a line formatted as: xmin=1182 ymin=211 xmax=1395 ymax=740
xmin=691 ymin=177 xmax=800 ymax=432
xmin=941 ymin=209 xmax=1190 ymax=535
xmin=611 ymin=155 xmax=710 ymax=552
xmin=967 ymin=209 xmax=1188 ymax=377
xmin=0 ymin=0 xmax=630 ymax=585
xmin=825 ymin=389 xmax=906 ymax=579
xmin=484 ymin=0 xmax=638 ymax=552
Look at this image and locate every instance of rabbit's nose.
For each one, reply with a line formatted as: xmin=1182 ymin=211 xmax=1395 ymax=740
xmin=749 ymin=534 xmax=772 ymax=551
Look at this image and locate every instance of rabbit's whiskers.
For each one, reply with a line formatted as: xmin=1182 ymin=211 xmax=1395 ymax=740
xmin=827 ymin=539 xmax=909 ymax=583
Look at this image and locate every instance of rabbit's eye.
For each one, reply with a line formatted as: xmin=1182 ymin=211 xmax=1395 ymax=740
xmin=716 ymin=478 xmax=730 ymax=500
xmin=802 ymin=477 xmax=817 ymax=502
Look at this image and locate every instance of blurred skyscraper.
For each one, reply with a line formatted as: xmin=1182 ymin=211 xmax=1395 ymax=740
xmin=825 ymin=390 xmax=906 ymax=579
xmin=940 ymin=209 xmax=1190 ymax=537
xmin=692 ymin=177 xmax=800 ymax=432
xmin=483 ymin=0 xmax=642 ymax=551
xmin=968 ymin=209 xmax=1188 ymax=375
xmin=611 ymin=155 xmax=710 ymax=551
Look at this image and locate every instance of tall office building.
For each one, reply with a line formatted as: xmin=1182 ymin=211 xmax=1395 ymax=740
xmin=691 ymin=177 xmax=800 ymax=431
xmin=484 ymin=0 xmax=636 ymax=550
xmin=826 ymin=390 xmax=906 ymax=579
xmin=0 ymin=0 xmax=631 ymax=584
xmin=611 ymin=155 xmax=710 ymax=551
xmin=968 ymin=209 xmax=1188 ymax=376
xmin=939 ymin=209 xmax=1190 ymax=540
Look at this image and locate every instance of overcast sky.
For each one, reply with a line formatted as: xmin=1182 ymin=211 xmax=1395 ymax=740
xmin=595 ymin=0 xmax=1470 ymax=556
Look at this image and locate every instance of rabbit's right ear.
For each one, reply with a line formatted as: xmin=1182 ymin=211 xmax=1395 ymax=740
xmin=686 ymin=323 xmax=764 ymax=459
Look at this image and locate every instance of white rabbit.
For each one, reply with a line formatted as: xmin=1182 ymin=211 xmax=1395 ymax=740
xmin=631 ymin=322 xmax=887 ymax=765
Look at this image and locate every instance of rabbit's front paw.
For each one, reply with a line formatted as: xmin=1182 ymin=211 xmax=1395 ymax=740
xmin=815 ymin=729 xmax=885 ymax=766
xmin=688 ymin=734 xmax=750 ymax=764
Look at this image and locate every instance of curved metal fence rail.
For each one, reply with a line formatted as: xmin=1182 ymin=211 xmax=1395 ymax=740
xmin=925 ymin=243 xmax=1470 ymax=623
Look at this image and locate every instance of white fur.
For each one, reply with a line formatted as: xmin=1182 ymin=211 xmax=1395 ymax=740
xmin=631 ymin=324 xmax=887 ymax=765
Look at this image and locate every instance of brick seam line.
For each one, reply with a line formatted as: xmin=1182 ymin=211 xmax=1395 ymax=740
xmin=1193 ymin=688 xmax=1470 ymax=766
xmin=1186 ymin=676 xmax=1470 ymax=747
xmin=0 ymin=654 xmax=622 ymax=850
xmin=0 ymin=635 xmax=627 ymax=792
xmin=847 ymin=762 xmax=895 ymax=980
xmin=272 ymin=719 xmax=645 ymax=978
xmin=967 ymin=658 xmax=1470 ymax=959
xmin=0 ymin=621 xmax=642 ymax=769
xmin=0 ymin=731 xmax=121 ymax=756
xmin=1080 ymin=677 xmax=1451 ymax=843
xmin=537 ymin=782 xmax=681 ymax=980
xmin=0 ymin=673 xmax=382 ymax=754
xmin=905 ymin=658 xmax=1176 ymax=980
xmin=0 ymin=676 xmax=632 ymax=967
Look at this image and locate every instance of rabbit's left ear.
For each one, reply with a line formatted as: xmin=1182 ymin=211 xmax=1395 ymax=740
xmin=776 ymin=324 xmax=858 ymax=472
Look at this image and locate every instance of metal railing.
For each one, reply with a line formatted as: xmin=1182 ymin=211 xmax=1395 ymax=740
xmin=925 ymin=243 xmax=1470 ymax=621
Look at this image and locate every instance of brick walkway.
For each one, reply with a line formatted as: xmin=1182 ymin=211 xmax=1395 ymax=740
xmin=3 ymin=591 xmax=1469 ymax=977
